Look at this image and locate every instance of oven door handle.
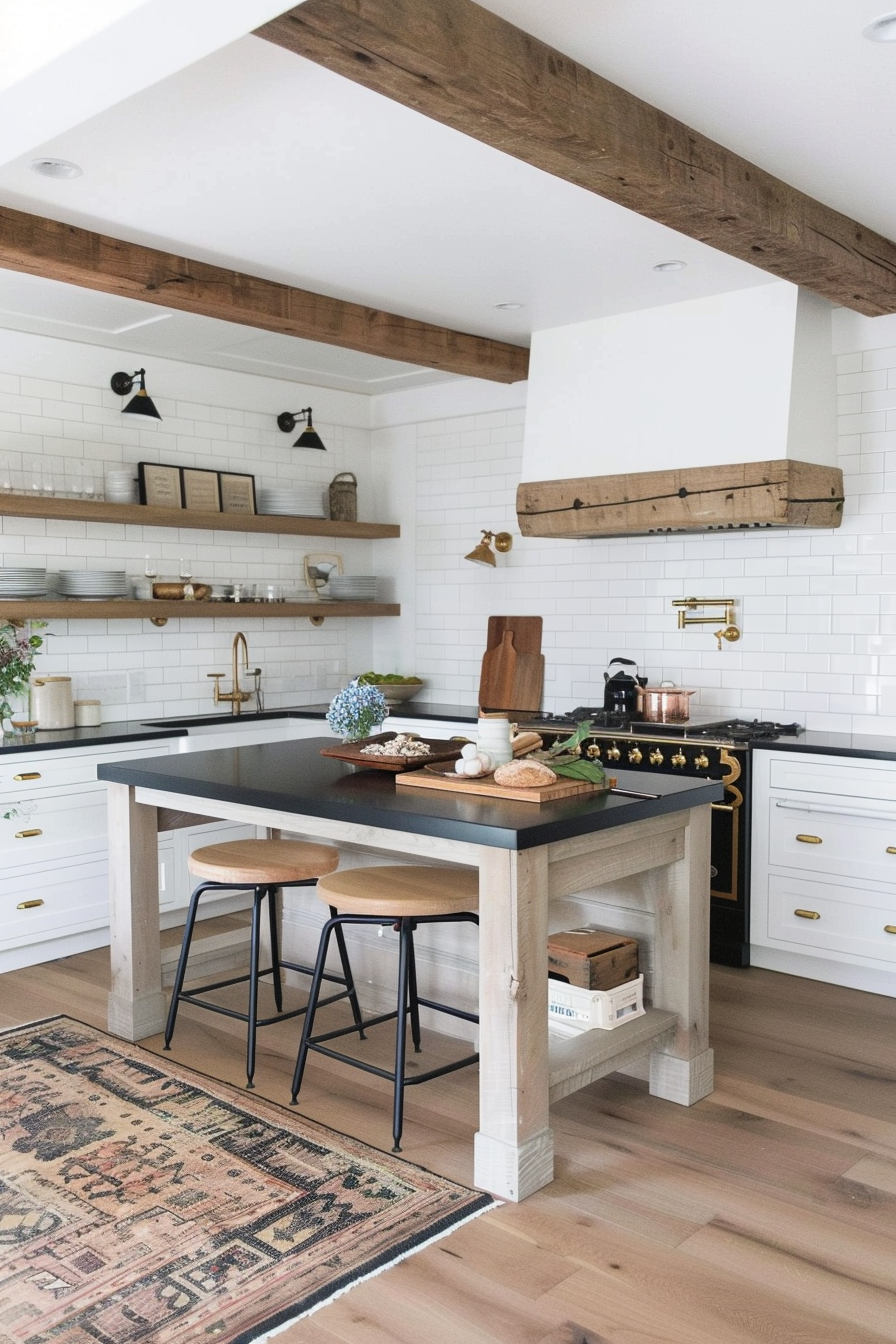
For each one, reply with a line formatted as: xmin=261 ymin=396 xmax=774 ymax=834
xmin=775 ymin=798 xmax=896 ymax=823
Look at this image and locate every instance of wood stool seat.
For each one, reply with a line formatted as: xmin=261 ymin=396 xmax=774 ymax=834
xmin=166 ymin=838 xmax=362 ymax=1088
xmin=189 ymin=838 xmax=339 ymax=886
xmin=291 ymin=864 xmax=480 ymax=1152
xmin=315 ymin=865 xmax=479 ymax=918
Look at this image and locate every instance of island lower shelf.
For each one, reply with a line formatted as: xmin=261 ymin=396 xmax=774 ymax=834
xmin=548 ymin=1007 xmax=678 ymax=1104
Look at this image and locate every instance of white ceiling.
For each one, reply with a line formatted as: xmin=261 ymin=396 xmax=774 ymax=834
xmin=0 ymin=1 xmax=892 ymax=394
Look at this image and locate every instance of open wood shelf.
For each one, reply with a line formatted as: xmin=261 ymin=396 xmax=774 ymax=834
xmin=0 ymin=494 xmax=400 ymax=539
xmin=0 ymin=600 xmax=400 ymax=621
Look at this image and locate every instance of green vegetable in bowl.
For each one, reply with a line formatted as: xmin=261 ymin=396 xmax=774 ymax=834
xmin=358 ymin=672 xmax=423 ymax=685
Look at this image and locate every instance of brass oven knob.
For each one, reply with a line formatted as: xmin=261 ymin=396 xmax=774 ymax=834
xmin=628 ymin=747 xmax=642 ymax=764
xmin=694 ymin=752 xmax=710 ymax=769
xmin=649 ymin=748 xmax=664 ymax=766
xmin=605 ymin=744 xmax=621 ymax=762
xmin=586 ymin=743 xmax=602 ymax=759
xmin=671 ymin=750 xmax=686 ymax=768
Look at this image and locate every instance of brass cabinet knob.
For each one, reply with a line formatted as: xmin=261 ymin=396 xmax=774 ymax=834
xmin=671 ymin=750 xmax=686 ymax=768
xmin=628 ymin=747 xmax=642 ymax=764
xmin=605 ymin=745 xmax=621 ymax=762
xmin=694 ymin=752 xmax=709 ymax=769
xmin=649 ymin=748 xmax=664 ymax=766
xmin=586 ymin=743 xmax=602 ymax=759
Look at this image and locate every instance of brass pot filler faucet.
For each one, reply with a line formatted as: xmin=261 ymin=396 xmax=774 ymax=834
xmin=208 ymin=632 xmax=264 ymax=714
xmin=672 ymin=598 xmax=741 ymax=651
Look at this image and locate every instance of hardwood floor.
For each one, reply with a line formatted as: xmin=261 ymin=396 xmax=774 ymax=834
xmin=2 ymin=952 xmax=895 ymax=1343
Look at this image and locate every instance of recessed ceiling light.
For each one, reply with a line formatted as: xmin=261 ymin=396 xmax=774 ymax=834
xmin=863 ymin=11 xmax=896 ymax=39
xmin=653 ymin=260 xmax=687 ymax=273
xmin=494 ymin=301 xmax=523 ymax=310
xmin=30 ymin=158 xmax=82 ymax=180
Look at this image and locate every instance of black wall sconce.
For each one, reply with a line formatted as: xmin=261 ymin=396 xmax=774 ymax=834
xmin=111 ymin=368 xmax=162 ymax=420
xmin=277 ymin=407 xmax=326 ymax=450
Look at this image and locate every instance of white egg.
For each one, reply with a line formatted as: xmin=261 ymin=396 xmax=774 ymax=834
xmin=463 ymin=759 xmax=484 ymax=776
xmin=460 ymin=743 xmax=480 ymax=760
xmin=477 ymin=751 xmax=492 ymax=772
xmin=455 ymin=758 xmax=467 ymax=775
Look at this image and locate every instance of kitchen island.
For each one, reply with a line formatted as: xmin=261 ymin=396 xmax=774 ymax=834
xmin=98 ymin=738 xmax=723 ymax=1201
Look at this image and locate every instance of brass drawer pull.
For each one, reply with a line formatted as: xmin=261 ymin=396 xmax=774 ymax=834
xmin=17 ymin=899 xmax=44 ymax=909
xmin=13 ymin=772 xmax=41 ymax=781
xmin=15 ymin=828 xmax=42 ymax=838
xmin=887 ymin=848 xmax=896 ymax=855
xmin=796 ymin=834 xmax=822 ymax=844
xmin=794 ymin=908 xmax=821 ymax=920
xmin=885 ymin=925 xmax=896 ymax=935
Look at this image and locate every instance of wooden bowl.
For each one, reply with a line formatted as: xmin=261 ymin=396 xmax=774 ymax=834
xmin=152 ymin=581 xmax=211 ymax=601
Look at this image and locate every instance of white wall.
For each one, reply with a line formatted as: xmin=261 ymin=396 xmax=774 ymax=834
xmin=0 ymin=330 xmax=384 ymax=720
xmin=374 ymin=310 xmax=896 ymax=736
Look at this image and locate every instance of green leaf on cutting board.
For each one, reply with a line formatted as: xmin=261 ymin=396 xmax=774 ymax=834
xmin=547 ymin=719 xmax=594 ymax=755
xmin=550 ymin=757 xmax=607 ymax=783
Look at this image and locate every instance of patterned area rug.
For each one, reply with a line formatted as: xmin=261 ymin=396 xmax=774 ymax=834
xmin=0 ymin=1017 xmax=495 ymax=1343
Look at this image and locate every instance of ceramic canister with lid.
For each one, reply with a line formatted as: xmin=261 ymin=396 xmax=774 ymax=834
xmin=476 ymin=713 xmax=513 ymax=767
xmin=32 ymin=676 xmax=75 ymax=730
xmin=74 ymin=699 xmax=102 ymax=727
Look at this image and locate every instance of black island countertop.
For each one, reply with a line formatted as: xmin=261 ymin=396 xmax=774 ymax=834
xmin=97 ymin=735 xmax=724 ymax=851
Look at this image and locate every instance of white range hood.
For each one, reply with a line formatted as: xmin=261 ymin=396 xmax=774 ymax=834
xmin=517 ymin=281 xmax=844 ymax=537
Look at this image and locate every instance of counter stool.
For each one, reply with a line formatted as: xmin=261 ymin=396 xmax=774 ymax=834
xmin=290 ymin=864 xmax=479 ymax=1152
xmin=164 ymin=838 xmax=364 ymax=1088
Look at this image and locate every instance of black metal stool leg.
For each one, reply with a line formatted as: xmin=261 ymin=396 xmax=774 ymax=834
xmin=267 ymin=886 xmax=284 ymax=1014
xmin=331 ymin=906 xmax=366 ymax=1039
xmin=245 ymin=885 xmax=265 ymax=1088
xmin=406 ymin=923 xmax=422 ymax=1052
xmin=164 ymin=879 xmax=212 ymax=1050
xmin=392 ymin=918 xmax=412 ymax=1152
xmin=290 ymin=918 xmax=336 ymax=1102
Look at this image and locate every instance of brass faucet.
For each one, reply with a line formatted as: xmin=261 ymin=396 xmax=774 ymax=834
xmin=207 ymin=632 xmax=262 ymax=715
xmin=672 ymin=597 xmax=742 ymax=651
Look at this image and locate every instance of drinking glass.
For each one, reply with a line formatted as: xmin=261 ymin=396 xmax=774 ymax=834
xmin=144 ymin=555 xmax=158 ymax=582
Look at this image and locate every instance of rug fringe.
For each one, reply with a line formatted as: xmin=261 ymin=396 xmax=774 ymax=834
xmin=261 ymin=1197 xmax=500 ymax=1341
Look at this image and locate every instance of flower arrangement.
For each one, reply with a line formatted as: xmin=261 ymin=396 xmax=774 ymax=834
xmin=0 ymin=620 xmax=46 ymax=726
xmin=326 ymin=677 xmax=388 ymax=742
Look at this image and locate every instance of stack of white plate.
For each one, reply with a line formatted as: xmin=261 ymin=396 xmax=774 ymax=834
xmin=0 ymin=566 xmax=48 ymax=598
xmin=258 ymin=485 xmax=325 ymax=518
xmin=328 ymin=575 xmax=378 ymax=602
xmin=55 ymin=570 xmax=129 ymax=599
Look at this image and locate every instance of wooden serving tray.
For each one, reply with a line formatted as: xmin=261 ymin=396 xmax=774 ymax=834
xmin=396 ymin=760 xmax=609 ymax=803
xmin=320 ymin=732 xmax=466 ymax=772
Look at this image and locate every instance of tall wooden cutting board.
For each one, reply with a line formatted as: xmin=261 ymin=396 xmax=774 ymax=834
xmin=478 ymin=617 xmax=545 ymax=712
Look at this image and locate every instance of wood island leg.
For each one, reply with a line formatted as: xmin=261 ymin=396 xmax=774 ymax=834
xmin=106 ymin=783 xmax=167 ymax=1041
xmin=648 ymin=804 xmax=714 ymax=1104
xmin=474 ymin=846 xmax=554 ymax=1201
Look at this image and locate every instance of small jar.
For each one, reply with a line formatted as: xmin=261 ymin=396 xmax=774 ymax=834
xmin=476 ymin=714 xmax=513 ymax=767
xmin=74 ymin=699 xmax=102 ymax=727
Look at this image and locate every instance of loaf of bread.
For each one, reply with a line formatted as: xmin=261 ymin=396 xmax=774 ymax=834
xmin=493 ymin=758 xmax=557 ymax=788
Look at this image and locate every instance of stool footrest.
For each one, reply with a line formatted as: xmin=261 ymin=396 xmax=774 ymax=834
xmin=303 ymin=1040 xmax=479 ymax=1089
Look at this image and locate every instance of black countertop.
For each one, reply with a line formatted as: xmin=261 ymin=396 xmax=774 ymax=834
xmin=752 ymin=729 xmax=896 ymax=761
xmin=97 ymin=736 xmax=724 ymax=851
xmin=0 ymin=720 xmax=189 ymax=755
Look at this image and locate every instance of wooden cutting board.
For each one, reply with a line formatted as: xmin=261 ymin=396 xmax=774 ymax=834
xmin=396 ymin=762 xmax=606 ymax=804
xmin=478 ymin=619 xmax=545 ymax=712
xmin=478 ymin=629 xmax=518 ymax=710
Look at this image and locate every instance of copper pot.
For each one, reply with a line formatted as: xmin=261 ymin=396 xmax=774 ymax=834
xmin=636 ymin=684 xmax=696 ymax=722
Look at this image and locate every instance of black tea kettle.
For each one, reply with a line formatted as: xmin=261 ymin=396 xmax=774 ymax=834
xmin=603 ymin=658 xmax=647 ymax=718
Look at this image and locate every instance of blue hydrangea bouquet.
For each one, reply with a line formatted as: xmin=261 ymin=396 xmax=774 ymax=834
xmin=326 ymin=678 xmax=388 ymax=742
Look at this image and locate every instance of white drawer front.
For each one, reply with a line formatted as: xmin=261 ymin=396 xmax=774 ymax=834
xmin=0 ymin=788 xmax=107 ymax=854
xmin=768 ymin=799 xmax=896 ymax=885
xmin=766 ymin=872 xmax=896 ymax=965
xmin=1 ymin=848 xmax=109 ymax=948
xmin=767 ymin=754 xmax=896 ymax=803
xmin=0 ymin=741 xmax=172 ymax=796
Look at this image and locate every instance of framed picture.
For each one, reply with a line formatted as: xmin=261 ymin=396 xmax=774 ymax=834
xmin=181 ymin=467 xmax=221 ymax=513
xmin=138 ymin=462 xmax=183 ymax=509
xmin=219 ymin=471 xmax=256 ymax=515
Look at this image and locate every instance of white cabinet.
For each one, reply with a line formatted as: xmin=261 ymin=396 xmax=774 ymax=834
xmin=751 ymin=750 xmax=896 ymax=996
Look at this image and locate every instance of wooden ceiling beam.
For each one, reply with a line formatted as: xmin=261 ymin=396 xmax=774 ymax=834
xmin=258 ymin=0 xmax=896 ymax=317
xmin=0 ymin=205 xmax=529 ymax=384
